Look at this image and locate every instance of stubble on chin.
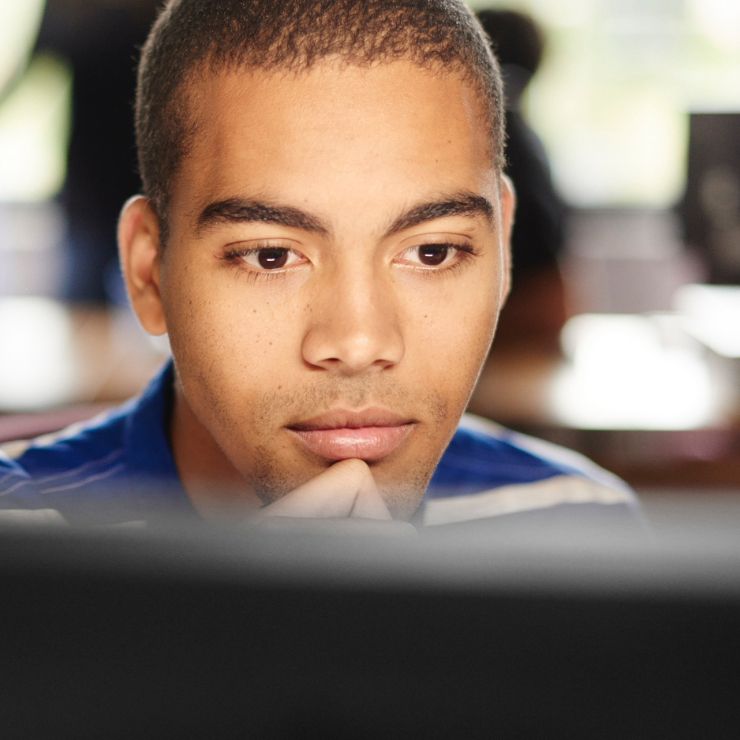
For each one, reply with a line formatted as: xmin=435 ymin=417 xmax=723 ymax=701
xmin=216 ymin=375 xmax=454 ymax=516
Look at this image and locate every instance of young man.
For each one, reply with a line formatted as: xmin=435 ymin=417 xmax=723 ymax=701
xmin=0 ymin=0 xmax=639 ymax=530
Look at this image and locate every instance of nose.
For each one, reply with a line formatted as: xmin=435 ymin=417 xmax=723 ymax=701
xmin=301 ymin=266 xmax=404 ymax=374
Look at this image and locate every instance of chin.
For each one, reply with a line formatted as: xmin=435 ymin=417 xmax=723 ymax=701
xmin=373 ymin=461 xmax=438 ymax=520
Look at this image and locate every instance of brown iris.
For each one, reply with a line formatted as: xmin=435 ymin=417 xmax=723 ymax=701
xmin=418 ymin=245 xmax=449 ymax=266
xmin=257 ymin=248 xmax=290 ymax=269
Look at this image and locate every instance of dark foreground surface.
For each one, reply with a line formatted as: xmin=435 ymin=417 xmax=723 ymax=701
xmin=1 ymin=514 xmax=739 ymax=740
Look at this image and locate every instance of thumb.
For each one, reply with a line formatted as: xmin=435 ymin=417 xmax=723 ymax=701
xmin=259 ymin=458 xmax=389 ymax=519
xmin=349 ymin=465 xmax=391 ymax=520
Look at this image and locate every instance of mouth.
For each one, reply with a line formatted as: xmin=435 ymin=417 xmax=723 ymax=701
xmin=286 ymin=408 xmax=416 ymax=462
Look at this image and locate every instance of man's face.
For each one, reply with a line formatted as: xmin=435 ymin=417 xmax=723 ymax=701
xmin=158 ymin=60 xmax=512 ymax=517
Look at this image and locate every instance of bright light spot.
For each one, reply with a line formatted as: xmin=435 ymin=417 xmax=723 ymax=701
xmin=689 ymin=0 xmax=740 ymax=52
xmin=524 ymin=0 xmax=593 ymax=28
xmin=549 ymin=88 xmax=686 ymax=208
xmin=0 ymin=0 xmax=45 ymax=93
xmin=551 ymin=314 xmax=716 ymax=429
xmin=0 ymin=54 xmax=72 ymax=202
xmin=675 ymin=284 xmax=740 ymax=358
xmin=0 ymin=297 xmax=76 ymax=411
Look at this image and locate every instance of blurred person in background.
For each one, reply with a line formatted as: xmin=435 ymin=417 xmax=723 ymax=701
xmin=477 ymin=9 xmax=568 ymax=352
xmin=0 ymin=0 xmax=640 ymax=533
xmin=36 ymin=0 xmax=159 ymax=304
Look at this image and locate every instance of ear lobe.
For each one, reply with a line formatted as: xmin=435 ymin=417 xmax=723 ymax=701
xmin=118 ymin=195 xmax=167 ymax=336
xmin=498 ymin=174 xmax=516 ymax=303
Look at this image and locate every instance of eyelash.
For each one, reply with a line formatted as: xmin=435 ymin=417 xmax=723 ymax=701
xmin=221 ymin=242 xmax=478 ymax=280
xmin=221 ymin=244 xmax=303 ymax=282
xmin=398 ymin=243 xmax=477 ymax=273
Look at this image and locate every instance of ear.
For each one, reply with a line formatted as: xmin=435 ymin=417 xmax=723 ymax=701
xmin=118 ymin=196 xmax=167 ymax=336
xmin=498 ymin=174 xmax=516 ymax=304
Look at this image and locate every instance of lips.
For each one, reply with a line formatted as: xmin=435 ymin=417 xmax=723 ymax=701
xmin=287 ymin=408 xmax=415 ymax=462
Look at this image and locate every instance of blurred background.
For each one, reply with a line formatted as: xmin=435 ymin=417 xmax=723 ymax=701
xmin=3 ymin=0 xmax=740 ymax=494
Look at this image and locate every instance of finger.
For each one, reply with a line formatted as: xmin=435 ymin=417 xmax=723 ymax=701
xmin=259 ymin=458 xmax=376 ymax=518
xmin=349 ymin=467 xmax=392 ymax=520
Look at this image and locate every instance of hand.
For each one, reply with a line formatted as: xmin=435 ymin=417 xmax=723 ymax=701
xmin=258 ymin=458 xmax=391 ymax=519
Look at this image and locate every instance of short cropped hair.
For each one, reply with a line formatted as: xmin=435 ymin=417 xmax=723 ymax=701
xmin=135 ymin=0 xmax=505 ymax=242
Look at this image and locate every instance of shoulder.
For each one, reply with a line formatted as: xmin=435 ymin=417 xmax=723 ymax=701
xmin=426 ymin=414 xmax=643 ymax=531
xmin=433 ymin=414 xmax=627 ymax=492
xmin=0 ymin=451 xmax=31 ymax=498
xmin=0 ymin=361 xmax=176 ymax=497
xmin=0 ymin=362 xmax=188 ymax=525
xmin=1 ymin=404 xmax=131 ymax=480
xmin=0 ymin=406 xmax=132 ymax=513
xmin=0 ymin=451 xmax=68 ymax=524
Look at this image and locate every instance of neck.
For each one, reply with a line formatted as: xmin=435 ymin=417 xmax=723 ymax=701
xmin=169 ymin=383 xmax=262 ymax=519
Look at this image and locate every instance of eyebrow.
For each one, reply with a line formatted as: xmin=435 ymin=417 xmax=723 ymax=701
xmin=383 ymin=191 xmax=494 ymax=238
xmin=195 ymin=191 xmax=494 ymax=240
xmin=196 ymin=198 xmax=331 ymax=238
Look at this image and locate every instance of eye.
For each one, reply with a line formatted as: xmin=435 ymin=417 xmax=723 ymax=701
xmin=417 ymin=244 xmax=453 ymax=266
xmin=238 ymin=247 xmax=305 ymax=270
xmin=397 ymin=244 xmax=461 ymax=268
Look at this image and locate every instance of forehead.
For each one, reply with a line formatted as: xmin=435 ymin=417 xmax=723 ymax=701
xmin=171 ymin=60 xmax=496 ymax=226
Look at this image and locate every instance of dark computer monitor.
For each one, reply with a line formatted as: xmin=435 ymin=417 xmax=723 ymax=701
xmin=0 ymin=517 xmax=739 ymax=740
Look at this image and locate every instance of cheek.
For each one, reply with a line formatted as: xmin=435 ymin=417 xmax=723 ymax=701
xmin=161 ymin=261 xmax=306 ymax=398
xmin=402 ymin=272 xmax=500 ymax=386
